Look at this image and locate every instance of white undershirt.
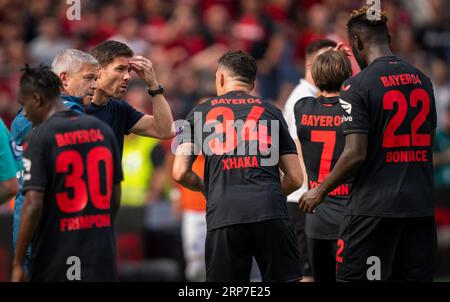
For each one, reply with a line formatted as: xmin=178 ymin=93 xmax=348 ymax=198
xmin=283 ymin=79 xmax=318 ymax=202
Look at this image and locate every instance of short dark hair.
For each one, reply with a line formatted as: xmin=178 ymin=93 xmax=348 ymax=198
xmin=19 ymin=64 xmax=61 ymax=100
xmin=312 ymin=50 xmax=352 ymax=92
xmin=306 ymin=39 xmax=338 ymax=57
xmin=347 ymin=6 xmax=390 ymax=44
xmin=218 ymin=50 xmax=257 ymax=84
xmin=90 ymin=40 xmax=134 ymax=67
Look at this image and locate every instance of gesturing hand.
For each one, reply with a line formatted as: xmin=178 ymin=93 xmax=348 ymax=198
xmin=330 ymin=42 xmax=352 ymax=57
xmin=130 ymin=56 xmax=159 ymax=89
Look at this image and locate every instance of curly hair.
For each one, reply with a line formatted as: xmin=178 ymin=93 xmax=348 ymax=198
xmin=347 ymin=6 xmax=390 ymax=43
xmin=20 ymin=64 xmax=62 ymax=100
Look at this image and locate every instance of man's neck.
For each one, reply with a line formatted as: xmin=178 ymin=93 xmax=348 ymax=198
xmin=220 ymin=84 xmax=252 ymax=96
xmin=304 ymin=69 xmax=315 ymax=87
xmin=44 ymin=99 xmax=68 ymax=122
xmin=92 ymin=89 xmax=110 ymax=106
xmin=321 ymin=91 xmax=339 ymax=98
xmin=366 ymin=44 xmax=394 ymax=66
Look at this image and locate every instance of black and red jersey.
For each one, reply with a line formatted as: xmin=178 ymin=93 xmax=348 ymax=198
xmin=294 ymin=96 xmax=352 ymax=240
xmin=339 ymin=55 xmax=437 ymax=217
xmin=22 ymin=110 xmax=123 ymax=281
xmin=179 ymin=91 xmax=297 ymax=231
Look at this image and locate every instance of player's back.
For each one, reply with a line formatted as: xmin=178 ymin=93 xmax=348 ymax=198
xmin=182 ymin=91 xmax=297 ymax=231
xmin=295 ymin=96 xmax=352 ymax=238
xmin=340 ymin=55 xmax=437 ymax=217
xmin=23 ymin=110 xmax=122 ymax=281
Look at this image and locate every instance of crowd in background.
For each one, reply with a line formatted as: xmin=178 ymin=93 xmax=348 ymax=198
xmin=0 ymin=0 xmax=449 ymax=198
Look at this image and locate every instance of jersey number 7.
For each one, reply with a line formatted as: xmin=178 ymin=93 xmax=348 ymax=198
xmin=311 ymin=130 xmax=336 ymax=183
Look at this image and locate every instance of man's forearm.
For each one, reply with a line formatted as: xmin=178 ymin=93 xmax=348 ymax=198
xmin=281 ymin=175 xmax=300 ymax=196
xmin=0 ymin=183 xmax=14 ymax=204
xmin=152 ymin=94 xmax=175 ymax=138
xmin=13 ymin=200 xmax=42 ymax=267
xmin=179 ymin=171 xmax=205 ymax=194
xmin=0 ymin=178 xmax=18 ymax=204
xmin=317 ymin=150 xmax=364 ymax=196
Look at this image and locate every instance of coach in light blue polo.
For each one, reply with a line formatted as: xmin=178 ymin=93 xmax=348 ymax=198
xmin=11 ymin=49 xmax=99 ymax=263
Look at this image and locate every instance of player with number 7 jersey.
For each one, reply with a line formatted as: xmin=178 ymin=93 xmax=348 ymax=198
xmin=13 ymin=66 xmax=123 ymax=282
xmin=294 ymin=49 xmax=354 ymax=282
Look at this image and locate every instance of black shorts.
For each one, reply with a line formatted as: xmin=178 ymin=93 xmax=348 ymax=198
xmin=336 ymin=215 xmax=437 ymax=282
xmin=287 ymin=202 xmax=312 ymax=276
xmin=205 ymin=219 xmax=302 ymax=282
xmin=307 ymin=238 xmax=337 ymax=282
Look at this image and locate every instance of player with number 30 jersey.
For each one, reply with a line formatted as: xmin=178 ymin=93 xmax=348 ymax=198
xmin=12 ymin=66 xmax=123 ymax=282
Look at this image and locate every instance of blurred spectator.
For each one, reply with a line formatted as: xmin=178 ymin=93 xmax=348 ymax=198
xmin=28 ymin=16 xmax=70 ymax=65
xmin=417 ymin=0 xmax=450 ymax=60
xmin=110 ymin=18 xmax=149 ymax=55
xmin=202 ymin=4 xmax=232 ymax=47
xmin=294 ymin=3 xmax=328 ymax=64
xmin=434 ymin=104 xmax=450 ymax=188
xmin=431 ymin=57 xmax=450 ymax=128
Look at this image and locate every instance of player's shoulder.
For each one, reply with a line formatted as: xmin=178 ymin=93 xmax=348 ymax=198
xmin=343 ymin=67 xmax=367 ymax=89
xmin=405 ymin=62 xmax=433 ymax=85
xmin=294 ymin=96 xmax=316 ymax=111
xmin=259 ymin=96 xmax=281 ymax=112
xmin=77 ymin=113 xmax=114 ymax=133
xmin=339 ymin=71 xmax=368 ymax=102
xmin=10 ymin=108 xmax=32 ymax=138
xmin=184 ymin=98 xmax=211 ymax=120
xmin=109 ymin=98 xmax=130 ymax=108
xmin=61 ymin=95 xmax=84 ymax=113
xmin=103 ymin=98 xmax=136 ymax=113
xmin=24 ymin=121 xmax=48 ymax=145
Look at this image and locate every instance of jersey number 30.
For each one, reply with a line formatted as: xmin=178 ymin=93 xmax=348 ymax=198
xmin=55 ymin=147 xmax=113 ymax=213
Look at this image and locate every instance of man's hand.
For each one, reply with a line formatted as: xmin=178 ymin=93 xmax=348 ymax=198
xmin=298 ymin=187 xmax=326 ymax=214
xmin=130 ymin=56 xmax=159 ymax=89
xmin=330 ymin=42 xmax=352 ymax=57
xmin=11 ymin=263 xmax=27 ymax=282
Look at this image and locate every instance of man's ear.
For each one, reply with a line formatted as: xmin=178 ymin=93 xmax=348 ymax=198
xmin=60 ymin=72 xmax=69 ymax=87
xmin=354 ymin=34 xmax=363 ymax=51
xmin=32 ymin=92 xmax=43 ymax=107
xmin=97 ymin=67 xmax=103 ymax=80
xmin=220 ymin=73 xmax=225 ymax=88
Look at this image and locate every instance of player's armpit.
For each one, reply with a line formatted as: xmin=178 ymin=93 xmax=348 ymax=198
xmin=279 ymin=153 xmax=303 ymax=196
